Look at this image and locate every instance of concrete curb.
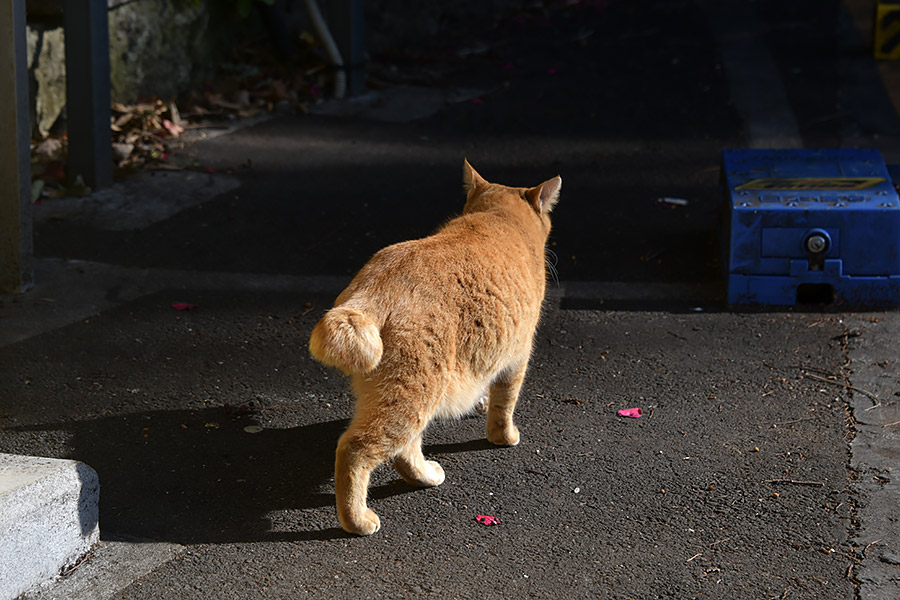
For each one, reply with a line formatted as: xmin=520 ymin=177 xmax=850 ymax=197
xmin=21 ymin=537 xmax=183 ymax=600
xmin=0 ymin=454 xmax=99 ymax=600
xmin=845 ymin=317 xmax=900 ymax=599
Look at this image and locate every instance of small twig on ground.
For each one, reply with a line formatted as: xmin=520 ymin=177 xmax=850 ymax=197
xmin=685 ymin=553 xmax=702 ymax=563
xmin=882 ymin=420 xmax=900 ymax=428
xmin=800 ymin=371 xmax=882 ymax=409
xmin=863 ymin=539 xmax=883 ymax=557
xmin=821 ymin=547 xmax=861 ymax=562
xmin=771 ymin=416 xmax=817 ymax=427
xmin=793 ymin=363 xmax=839 ymax=376
xmin=767 ymin=479 xmax=825 ymax=487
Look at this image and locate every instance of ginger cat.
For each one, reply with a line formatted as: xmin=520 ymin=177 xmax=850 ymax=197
xmin=309 ymin=160 xmax=562 ymax=535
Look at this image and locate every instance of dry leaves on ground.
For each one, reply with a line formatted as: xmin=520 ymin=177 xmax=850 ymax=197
xmin=30 ymin=33 xmax=331 ymax=200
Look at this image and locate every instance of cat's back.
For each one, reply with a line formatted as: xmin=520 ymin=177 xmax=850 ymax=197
xmin=340 ymin=210 xmax=544 ymax=311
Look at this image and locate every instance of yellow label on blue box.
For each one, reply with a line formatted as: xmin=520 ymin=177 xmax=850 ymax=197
xmin=734 ymin=177 xmax=886 ymax=191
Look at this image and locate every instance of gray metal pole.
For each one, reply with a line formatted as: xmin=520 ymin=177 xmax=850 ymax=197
xmin=64 ymin=0 xmax=113 ymax=188
xmin=0 ymin=0 xmax=34 ymax=293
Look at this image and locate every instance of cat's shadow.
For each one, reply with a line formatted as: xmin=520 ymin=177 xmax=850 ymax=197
xmin=16 ymin=409 xmax=357 ymax=544
xmin=424 ymin=438 xmax=495 ymax=455
xmin=17 ymin=409 xmax=495 ymax=544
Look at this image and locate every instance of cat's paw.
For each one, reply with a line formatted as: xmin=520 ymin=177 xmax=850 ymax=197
xmin=341 ymin=508 xmax=381 ymax=536
xmin=474 ymin=390 xmax=490 ymax=415
xmin=487 ymin=423 xmax=520 ymax=447
xmin=419 ymin=460 xmax=445 ymax=487
xmin=396 ymin=459 xmax=445 ymax=487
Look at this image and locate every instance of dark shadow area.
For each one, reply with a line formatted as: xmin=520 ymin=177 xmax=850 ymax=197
xmin=424 ymin=438 xmax=495 ymax=456
xmin=560 ymin=295 xmax=895 ymax=313
xmin=31 ymin=0 xmax=739 ymax=285
xmin=14 ymin=412 xmax=350 ymax=544
xmin=560 ymin=296 xmax=725 ymax=313
xmin=28 ymin=0 xmax=900 ymax=295
xmin=796 ymin=283 xmax=837 ymax=305
xmin=11 ymin=407 xmax=498 ymax=544
xmin=75 ymin=461 xmax=100 ymax=538
xmin=33 ymin=157 xmax=725 ymax=284
xmin=759 ymin=0 xmax=900 ymax=140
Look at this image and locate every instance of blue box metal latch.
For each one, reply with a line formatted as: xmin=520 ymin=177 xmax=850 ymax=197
xmin=722 ymin=148 xmax=900 ymax=306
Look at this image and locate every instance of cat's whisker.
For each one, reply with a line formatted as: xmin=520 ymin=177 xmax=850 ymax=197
xmin=545 ymin=248 xmax=560 ymax=286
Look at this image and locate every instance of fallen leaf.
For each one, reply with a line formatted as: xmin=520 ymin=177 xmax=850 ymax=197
xmin=162 ymin=119 xmax=184 ymax=137
xmin=33 ymin=137 xmax=64 ymax=161
xmin=112 ymin=143 xmax=135 ymax=163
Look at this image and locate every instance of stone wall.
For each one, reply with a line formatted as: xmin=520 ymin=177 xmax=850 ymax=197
xmin=26 ymin=0 xmax=239 ymax=137
xmin=25 ymin=0 xmax=527 ymax=136
xmin=26 ymin=23 xmax=66 ymax=137
xmin=107 ymin=0 xmax=210 ymax=108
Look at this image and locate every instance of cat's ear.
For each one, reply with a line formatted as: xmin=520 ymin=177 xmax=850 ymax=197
xmin=526 ymin=176 xmax=562 ymax=215
xmin=463 ymin=159 xmax=489 ymax=195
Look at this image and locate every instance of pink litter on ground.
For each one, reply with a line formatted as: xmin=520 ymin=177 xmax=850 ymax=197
xmin=476 ymin=515 xmax=499 ymax=526
xmin=171 ymin=303 xmax=198 ymax=311
xmin=617 ymin=408 xmax=643 ymax=419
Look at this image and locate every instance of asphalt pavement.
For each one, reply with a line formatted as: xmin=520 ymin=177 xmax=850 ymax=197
xmin=2 ymin=0 xmax=899 ymax=598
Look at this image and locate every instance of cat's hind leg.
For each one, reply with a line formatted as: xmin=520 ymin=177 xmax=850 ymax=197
xmin=335 ymin=381 xmax=436 ymax=535
xmin=393 ymin=433 xmax=445 ymax=487
xmin=486 ymin=362 xmax=527 ymax=446
xmin=334 ymin=427 xmax=384 ymax=535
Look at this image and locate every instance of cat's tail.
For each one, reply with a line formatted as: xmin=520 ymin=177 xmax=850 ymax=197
xmin=309 ymin=306 xmax=383 ymax=374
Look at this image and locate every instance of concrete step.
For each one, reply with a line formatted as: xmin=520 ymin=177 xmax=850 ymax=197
xmin=0 ymin=454 xmax=99 ymax=600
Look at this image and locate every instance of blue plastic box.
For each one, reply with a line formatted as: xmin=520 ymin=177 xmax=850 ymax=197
xmin=721 ymin=148 xmax=900 ymax=306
